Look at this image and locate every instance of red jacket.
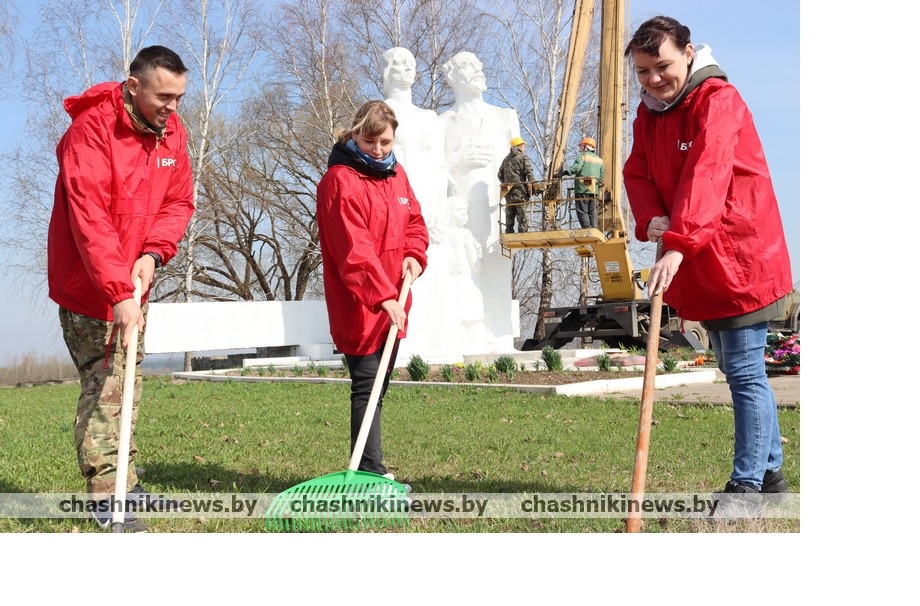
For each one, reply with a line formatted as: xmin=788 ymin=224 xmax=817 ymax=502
xmin=623 ymin=77 xmax=792 ymax=322
xmin=47 ymin=82 xmax=195 ymax=320
xmin=317 ymin=143 xmax=429 ymax=356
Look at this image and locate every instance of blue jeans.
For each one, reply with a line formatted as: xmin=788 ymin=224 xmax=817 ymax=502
xmin=708 ymin=322 xmax=783 ymax=489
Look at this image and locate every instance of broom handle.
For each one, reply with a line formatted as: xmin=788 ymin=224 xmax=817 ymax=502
xmin=348 ymin=276 xmax=412 ymax=472
xmin=626 ymin=241 xmax=664 ymax=533
xmin=112 ymin=277 xmax=142 ymax=532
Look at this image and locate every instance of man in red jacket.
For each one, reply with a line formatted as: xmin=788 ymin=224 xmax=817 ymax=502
xmin=47 ymin=45 xmax=195 ymax=531
xmin=624 ymin=17 xmax=794 ymax=515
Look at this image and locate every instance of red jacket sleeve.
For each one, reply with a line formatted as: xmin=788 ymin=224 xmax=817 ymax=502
xmin=624 ymin=112 xmax=668 ymax=242
xmin=662 ymin=86 xmax=746 ymax=259
xmin=403 ymin=182 xmax=429 ymax=274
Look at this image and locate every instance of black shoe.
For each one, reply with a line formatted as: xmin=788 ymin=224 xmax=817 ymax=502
xmin=91 ymin=499 xmax=148 ymax=532
xmin=760 ymin=470 xmax=790 ymax=494
xmin=710 ymin=481 xmax=764 ymax=520
xmin=127 ymin=483 xmax=153 ymax=511
xmin=720 ymin=480 xmax=763 ymax=498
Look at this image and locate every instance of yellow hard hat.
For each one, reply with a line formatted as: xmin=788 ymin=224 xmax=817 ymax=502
xmin=510 ymin=137 xmax=525 ymax=147
xmin=580 ymin=137 xmax=596 ymax=148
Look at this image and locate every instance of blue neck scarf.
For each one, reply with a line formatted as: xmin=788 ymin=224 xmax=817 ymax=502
xmin=346 ymin=138 xmax=397 ymax=172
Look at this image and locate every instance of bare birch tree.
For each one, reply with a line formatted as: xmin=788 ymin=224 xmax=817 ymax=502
xmin=0 ymin=0 xmax=161 ymax=300
xmin=236 ymin=0 xmax=365 ymax=307
xmin=145 ymin=0 xmax=263 ymax=368
xmin=0 ymin=2 xmax=18 ymax=91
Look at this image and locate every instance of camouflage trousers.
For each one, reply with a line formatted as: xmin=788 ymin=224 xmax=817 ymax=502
xmin=504 ymin=193 xmax=529 ymax=234
xmin=59 ymin=305 xmax=147 ymax=496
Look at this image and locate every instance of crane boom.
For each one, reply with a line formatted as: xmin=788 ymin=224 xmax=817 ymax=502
xmin=597 ymin=0 xmax=629 ymax=239
xmin=592 ymin=0 xmax=640 ymax=301
xmin=549 ymin=0 xmax=596 ymax=178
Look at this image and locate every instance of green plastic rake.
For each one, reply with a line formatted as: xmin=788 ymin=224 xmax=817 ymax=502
xmin=264 ymin=471 xmax=409 ymax=532
xmin=266 ymin=278 xmax=412 ymax=532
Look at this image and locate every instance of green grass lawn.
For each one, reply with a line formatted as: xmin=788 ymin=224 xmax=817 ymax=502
xmin=0 ymin=376 xmax=799 ymax=533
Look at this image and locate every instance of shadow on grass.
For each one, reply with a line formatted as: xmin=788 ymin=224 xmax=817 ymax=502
xmin=0 ymin=478 xmax=26 ymax=493
xmin=400 ymin=476 xmax=602 ymax=494
xmin=137 ymin=460 xmax=303 ymax=493
xmin=132 ymin=461 xmax=601 ymax=496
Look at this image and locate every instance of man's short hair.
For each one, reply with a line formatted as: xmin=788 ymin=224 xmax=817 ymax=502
xmin=129 ymin=46 xmax=188 ymax=77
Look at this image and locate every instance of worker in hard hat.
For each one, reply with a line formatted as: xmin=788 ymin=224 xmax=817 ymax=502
xmin=564 ymin=137 xmax=604 ymax=229
xmin=497 ymin=137 xmax=535 ymax=233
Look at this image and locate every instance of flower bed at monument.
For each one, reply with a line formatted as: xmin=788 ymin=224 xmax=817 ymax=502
xmin=765 ymin=333 xmax=800 ymax=375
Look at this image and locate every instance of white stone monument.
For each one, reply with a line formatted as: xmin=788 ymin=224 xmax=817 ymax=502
xmin=444 ymin=195 xmax=486 ymax=351
xmin=380 ymin=47 xmax=450 ymax=240
xmin=376 ymin=48 xmax=520 ymax=360
xmin=439 ymin=51 xmax=520 ymax=353
xmin=380 ymin=47 xmax=458 ymax=361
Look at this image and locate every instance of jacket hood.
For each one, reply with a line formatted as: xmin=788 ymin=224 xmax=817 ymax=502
xmin=641 ymin=43 xmax=728 ymax=114
xmin=63 ymin=82 xmax=122 ymax=120
xmin=328 ymin=141 xmax=397 ymax=179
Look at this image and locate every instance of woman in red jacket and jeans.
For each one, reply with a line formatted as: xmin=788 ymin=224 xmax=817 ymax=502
xmin=624 ymin=16 xmax=794 ymax=507
xmin=316 ymin=101 xmax=429 ymax=480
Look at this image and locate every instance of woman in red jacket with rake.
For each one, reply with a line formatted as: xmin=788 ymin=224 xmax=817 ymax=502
xmin=316 ymin=100 xmax=429 ymax=482
xmin=624 ymin=16 xmax=794 ymax=509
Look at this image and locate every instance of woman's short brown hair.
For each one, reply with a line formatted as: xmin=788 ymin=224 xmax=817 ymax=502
xmin=624 ymin=15 xmax=691 ymax=58
xmin=336 ymin=100 xmax=399 ymax=145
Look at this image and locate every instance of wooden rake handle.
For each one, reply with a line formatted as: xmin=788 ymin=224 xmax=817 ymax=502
xmin=348 ymin=276 xmax=412 ymax=472
xmin=112 ymin=277 xmax=142 ymax=532
xmin=625 ymin=291 xmax=662 ymax=533
xmin=626 ymin=242 xmax=665 ymax=533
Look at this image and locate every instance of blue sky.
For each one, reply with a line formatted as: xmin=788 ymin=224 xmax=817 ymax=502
xmin=0 ymin=0 xmax=801 ymax=363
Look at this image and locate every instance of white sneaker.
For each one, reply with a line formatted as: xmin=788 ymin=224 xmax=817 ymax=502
xmin=381 ymin=472 xmax=412 ymax=496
